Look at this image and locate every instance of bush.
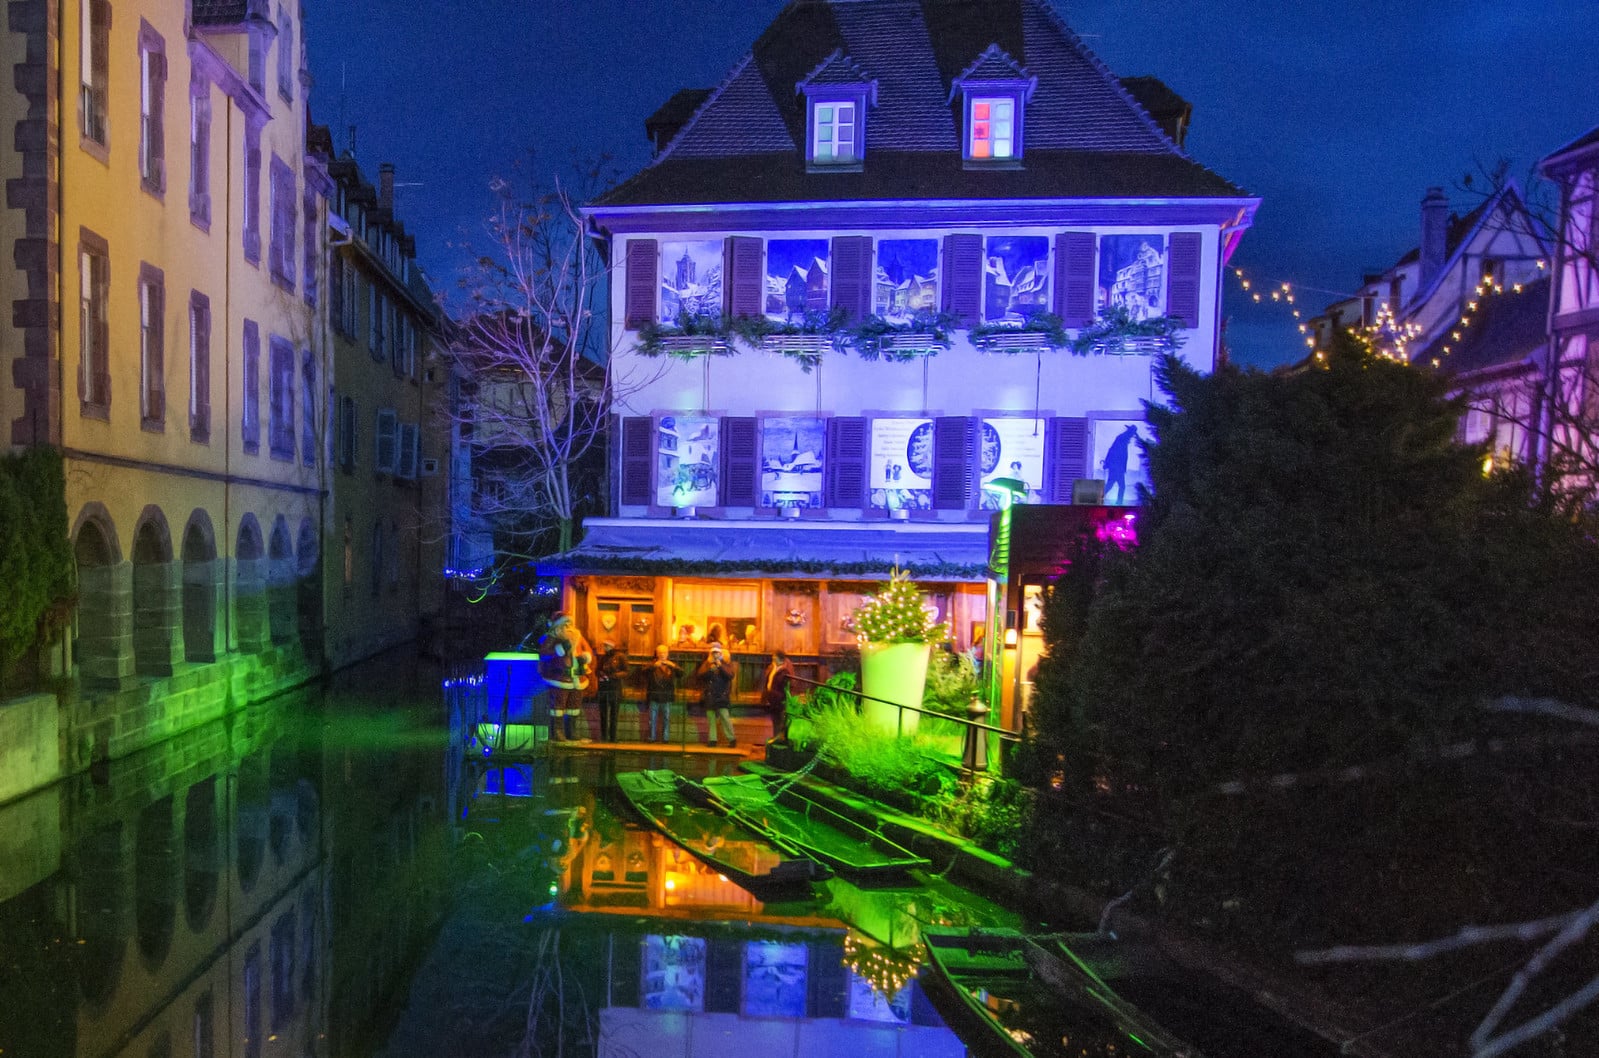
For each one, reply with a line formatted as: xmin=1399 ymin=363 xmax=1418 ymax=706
xmin=923 ymin=649 xmax=980 ymax=716
xmin=933 ymin=777 xmax=1033 ymax=860
xmin=790 ymin=673 xmax=954 ymax=800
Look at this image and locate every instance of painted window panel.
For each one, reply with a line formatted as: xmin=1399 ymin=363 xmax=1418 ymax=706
xmin=764 ymin=240 xmax=829 ymax=322
xmin=657 ymin=415 xmax=718 ymax=508
xmin=641 ymin=935 xmax=706 ymax=1011
xmin=1097 ymin=234 xmax=1168 ymax=320
xmin=743 ymin=941 xmax=808 ymax=1018
xmin=979 ymin=418 xmax=1045 ymax=509
xmin=983 ymin=235 xmax=1050 ymax=323
xmin=874 ymin=239 xmax=939 ymax=323
xmin=869 ymin=417 xmax=934 ymax=511
xmin=660 ymin=240 xmax=723 ymax=324
xmin=760 ymin=416 xmax=825 ymax=508
xmin=1091 ymin=416 xmax=1154 ymax=506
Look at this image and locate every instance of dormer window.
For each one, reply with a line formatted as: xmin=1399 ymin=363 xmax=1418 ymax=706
xmin=968 ymin=97 xmax=1015 ymax=160
xmin=953 ymin=44 xmax=1036 ymax=165
xmin=813 ymin=101 xmax=857 ymax=164
xmin=797 ymin=50 xmax=877 ymax=171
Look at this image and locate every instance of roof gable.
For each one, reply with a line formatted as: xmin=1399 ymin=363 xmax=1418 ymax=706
xmin=955 ymin=42 xmax=1030 ymax=85
xmin=798 ymin=49 xmax=876 ymax=91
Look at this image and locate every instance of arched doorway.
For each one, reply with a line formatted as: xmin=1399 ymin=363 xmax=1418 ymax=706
xmin=296 ymin=518 xmax=321 ymax=660
xmin=131 ymin=509 xmax=179 ymax=677
xmin=267 ymin=516 xmax=296 ymax=644
xmin=234 ymin=516 xmax=268 ymax=654
xmin=181 ymin=512 xmax=218 ymax=663
xmin=73 ymin=506 xmax=131 ymax=689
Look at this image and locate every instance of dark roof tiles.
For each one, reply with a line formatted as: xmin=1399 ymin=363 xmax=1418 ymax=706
xmin=1416 ymin=276 xmax=1550 ymax=376
xmin=799 ymin=49 xmax=876 ymax=89
xmin=955 ymin=43 xmax=1030 ymax=85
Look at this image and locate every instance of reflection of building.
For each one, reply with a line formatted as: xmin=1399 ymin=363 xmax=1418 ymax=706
xmin=566 ymin=0 xmax=1254 ymax=730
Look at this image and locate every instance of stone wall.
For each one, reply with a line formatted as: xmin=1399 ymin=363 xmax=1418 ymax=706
xmin=0 ymin=690 xmax=58 ymax=804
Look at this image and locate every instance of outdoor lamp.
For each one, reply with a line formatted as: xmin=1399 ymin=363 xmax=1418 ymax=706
xmin=982 ymin=476 xmax=1030 ymax=509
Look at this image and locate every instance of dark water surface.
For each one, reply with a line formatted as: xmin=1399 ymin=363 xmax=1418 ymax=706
xmin=0 ymin=651 xmax=1332 ymax=1058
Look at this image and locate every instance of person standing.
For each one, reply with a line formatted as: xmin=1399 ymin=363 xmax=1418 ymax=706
xmin=762 ymin=650 xmax=796 ymax=743
xmin=595 ymin=641 xmax=629 ymax=742
xmin=696 ymin=644 xmax=738 ymax=748
xmin=538 ymin=612 xmax=593 ymax=742
xmin=644 ymin=646 xmax=682 ymax=743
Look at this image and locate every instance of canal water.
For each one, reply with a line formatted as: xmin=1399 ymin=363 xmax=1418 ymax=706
xmin=0 ymin=650 xmax=1331 ymax=1058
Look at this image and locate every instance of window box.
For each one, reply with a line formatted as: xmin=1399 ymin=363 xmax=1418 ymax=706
xmin=760 ymin=334 xmax=832 ymax=356
xmin=1082 ymin=334 xmax=1167 ymax=357
xmin=653 ymin=333 xmax=731 ymax=357
xmin=974 ymin=329 xmax=1051 ymax=352
xmin=877 ymin=332 xmax=946 ymax=357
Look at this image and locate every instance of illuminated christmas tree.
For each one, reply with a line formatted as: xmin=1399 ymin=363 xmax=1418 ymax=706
xmin=853 ymin=568 xmax=949 ymax=644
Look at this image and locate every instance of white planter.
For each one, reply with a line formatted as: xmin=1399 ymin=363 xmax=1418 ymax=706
xmin=858 ymin=641 xmax=931 ymax=736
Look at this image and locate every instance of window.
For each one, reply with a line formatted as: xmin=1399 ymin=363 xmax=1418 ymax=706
xmin=247 ymin=31 xmax=265 ymax=94
xmin=189 ymin=291 xmax=211 ymax=441
xmin=337 ymin=395 xmax=356 ymax=469
xmin=811 ymin=101 xmax=857 ymax=165
xmin=300 ymin=349 xmax=316 ymax=467
xmin=375 ymin=408 xmax=398 ymax=474
xmin=190 ymin=76 xmax=211 ymax=225
xmin=137 ymin=23 xmax=166 ymax=194
xmin=138 ymin=264 xmax=164 ymax=428
xmin=968 ymin=97 xmax=1015 ymax=160
xmin=340 ymin=261 xmax=358 ymax=337
xmin=275 ymin=5 xmax=294 ymax=102
xmin=242 ymin=320 xmax=260 ymax=452
xmin=268 ymin=335 xmax=295 ymax=460
xmin=79 ymin=0 xmax=109 ymax=147
xmin=390 ymin=303 xmax=404 ymax=377
xmin=397 ymin=423 xmax=419 ymax=479
xmin=243 ymin=123 xmax=262 ymax=264
xmin=369 ymin=286 xmax=384 ymax=359
xmin=79 ymin=236 xmax=109 ymax=414
xmin=268 ymin=156 xmax=296 ymax=290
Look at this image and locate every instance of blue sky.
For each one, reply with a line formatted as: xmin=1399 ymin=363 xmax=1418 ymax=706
xmin=308 ymin=1 xmax=1599 ymax=368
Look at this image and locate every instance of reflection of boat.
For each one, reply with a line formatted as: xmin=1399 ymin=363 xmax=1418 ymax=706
xmin=698 ymin=773 xmax=930 ymax=879
xmin=615 ymin=770 xmax=828 ymax=894
xmin=920 ymin=928 xmax=1202 ymax=1058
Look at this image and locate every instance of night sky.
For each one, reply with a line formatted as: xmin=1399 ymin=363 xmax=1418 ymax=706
xmin=307 ymin=1 xmax=1598 ymax=369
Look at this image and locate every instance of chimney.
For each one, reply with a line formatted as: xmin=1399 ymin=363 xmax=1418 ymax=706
xmin=1420 ymin=186 xmax=1448 ymax=288
xmin=379 ymin=163 xmax=395 ymax=212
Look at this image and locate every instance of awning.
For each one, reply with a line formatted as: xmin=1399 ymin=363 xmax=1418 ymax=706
xmin=539 ymin=518 xmax=991 ymax=582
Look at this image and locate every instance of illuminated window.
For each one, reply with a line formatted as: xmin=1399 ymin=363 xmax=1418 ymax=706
xmin=968 ymin=97 xmax=1015 ymax=159
xmin=812 ymin=101 xmax=857 ymax=164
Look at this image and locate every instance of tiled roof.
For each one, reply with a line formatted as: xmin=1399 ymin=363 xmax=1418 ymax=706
xmin=799 ymin=49 xmax=875 ymax=89
xmin=1119 ymin=76 xmax=1189 ymax=124
xmin=596 ymin=0 xmax=1244 ymax=208
xmin=645 ymin=89 xmax=713 ymax=135
xmin=956 ymin=43 xmax=1029 ymax=84
xmin=1416 ymin=276 xmax=1549 ymax=376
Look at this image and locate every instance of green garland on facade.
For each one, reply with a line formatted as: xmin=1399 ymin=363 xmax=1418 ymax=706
xmin=840 ymin=310 xmax=961 ymax=362
xmin=726 ymin=308 xmax=846 ymax=372
xmin=968 ymin=312 xmax=1071 ymax=350
xmin=635 ymin=314 xmax=741 ymax=361
xmin=1067 ymin=306 xmax=1187 ymax=356
xmin=541 ymin=553 xmax=988 ymax=580
xmin=853 ymin=567 xmax=952 ymax=643
xmin=0 ymin=447 xmax=74 ymax=667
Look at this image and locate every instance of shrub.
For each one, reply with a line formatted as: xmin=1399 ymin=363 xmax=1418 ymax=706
xmin=790 ymin=673 xmax=953 ymax=800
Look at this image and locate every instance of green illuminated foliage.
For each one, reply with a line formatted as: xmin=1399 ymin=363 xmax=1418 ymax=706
xmin=0 ymin=447 xmax=73 ymax=673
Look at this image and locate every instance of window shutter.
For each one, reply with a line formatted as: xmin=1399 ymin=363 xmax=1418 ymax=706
xmin=1167 ymin=231 xmax=1203 ymax=329
xmin=242 ymin=320 xmax=259 ymax=448
xmin=1055 ymin=231 xmax=1097 ymax=327
xmin=149 ymin=280 xmax=165 ymax=421
xmin=932 ymin=416 xmax=973 ymax=510
xmin=829 ymin=235 xmax=872 ymax=321
xmin=193 ymin=294 xmax=211 ymax=439
xmin=1045 ymin=416 xmax=1089 ymax=502
xmin=329 ymin=256 xmax=343 ymax=332
xmin=620 ymin=415 xmax=653 ymax=506
xmin=719 ymin=416 xmax=758 ymax=506
xmin=150 ymin=52 xmax=166 ymax=189
xmin=940 ymin=234 xmax=982 ymax=326
xmin=94 ymin=256 xmax=110 ymax=408
xmin=90 ymin=0 xmax=110 ymax=119
xmin=824 ymin=416 xmax=866 ymax=509
xmin=624 ymin=239 xmax=657 ymax=329
xmin=724 ymin=237 xmax=763 ymax=319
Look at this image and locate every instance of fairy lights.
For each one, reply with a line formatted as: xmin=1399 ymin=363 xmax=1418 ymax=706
xmin=842 ymin=933 xmax=921 ymax=999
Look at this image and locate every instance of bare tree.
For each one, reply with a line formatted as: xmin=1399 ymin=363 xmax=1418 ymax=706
xmin=445 ymin=169 xmax=658 ymax=561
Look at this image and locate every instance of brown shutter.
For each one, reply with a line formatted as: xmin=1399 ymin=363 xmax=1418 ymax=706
xmin=724 ymin=237 xmax=763 ymax=319
xmin=149 ymin=277 xmax=165 ymax=422
xmin=1167 ymin=231 xmax=1203 ymax=328
xmin=1045 ymin=416 xmax=1089 ymax=502
xmin=95 ymin=256 xmax=110 ymax=408
xmin=720 ymin=416 xmax=758 ymax=506
xmin=193 ymin=293 xmax=211 ymax=439
xmin=150 ymin=51 xmax=166 ymax=189
xmin=624 ymin=239 xmax=657 ymax=329
xmin=825 ymin=416 xmax=866 ymax=509
xmin=90 ymin=0 xmax=110 ymax=120
xmin=1055 ymin=231 xmax=1097 ymax=327
xmin=829 ymin=235 xmax=872 ymax=321
xmin=940 ymin=234 xmax=982 ymax=326
xmin=620 ymin=415 xmax=653 ymax=506
xmin=932 ymin=416 xmax=973 ymax=510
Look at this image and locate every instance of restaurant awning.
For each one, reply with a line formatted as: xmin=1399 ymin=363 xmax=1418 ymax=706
xmin=539 ymin=518 xmax=991 ymax=582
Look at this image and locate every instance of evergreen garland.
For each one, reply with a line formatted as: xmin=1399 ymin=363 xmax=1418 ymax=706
xmin=969 ymin=312 xmax=1071 ymax=350
xmin=1067 ymin=306 xmax=1187 ymax=356
xmin=839 ymin=310 xmax=960 ymax=362
xmin=852 ymin=567 xmax=951 ymax=644
xmin=537 ymin=553 xmax=986 ymax=580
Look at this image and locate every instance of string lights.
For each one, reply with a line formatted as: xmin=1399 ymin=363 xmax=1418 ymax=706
xmin=842 ymin=933 xmax=921 ymax=1000
xmin=1426 ymin=258 xmax=1548 ymax=369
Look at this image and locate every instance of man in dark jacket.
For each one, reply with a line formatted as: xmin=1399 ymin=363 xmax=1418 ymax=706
xmin=644 ymin=645 xmax=682 ymax=743
xmin=762 ymin=650 xmax=796 ymax=743
xmin=696 ymin=645 xmax=738 ymax=747
xmin=594 ymin=641 xmax=629 ymax=742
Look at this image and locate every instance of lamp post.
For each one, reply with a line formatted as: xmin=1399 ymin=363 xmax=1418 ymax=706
xmin=962 ymin=691 xmax=990 ymax=774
